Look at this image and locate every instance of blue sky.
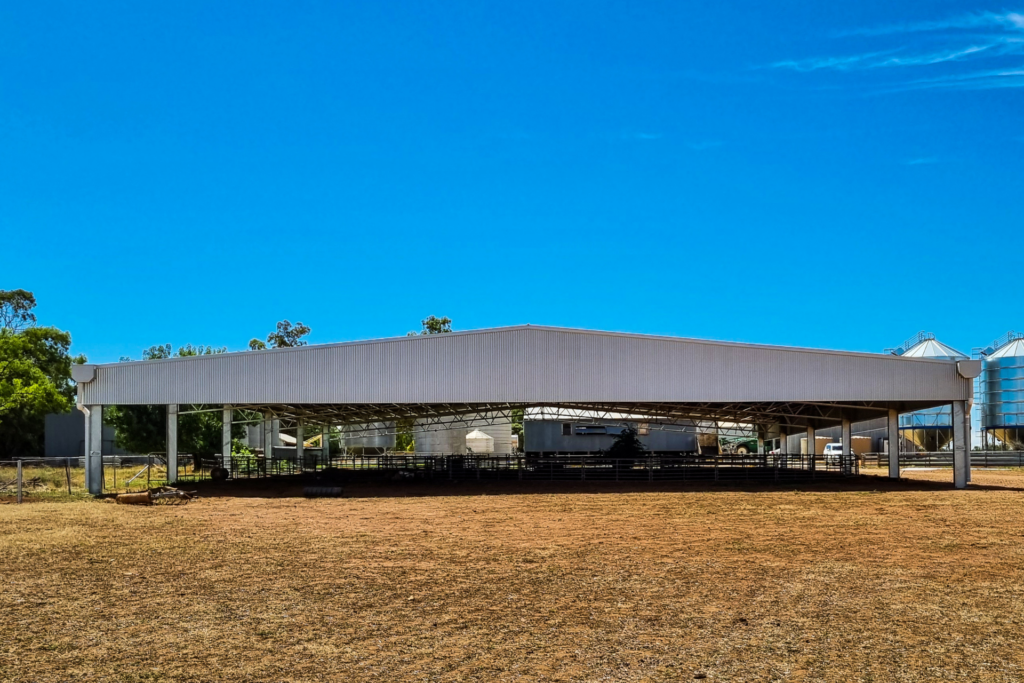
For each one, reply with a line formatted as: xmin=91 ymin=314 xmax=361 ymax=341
xmin=2 ymin=1 xmax=1021 ymax=363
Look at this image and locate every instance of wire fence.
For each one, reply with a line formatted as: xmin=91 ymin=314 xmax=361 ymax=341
xmin=860 ymin=451 xmax=1024 ymax=468
xmin=221 ymin=451 xmax=858 ymax=483
xmin=2 ymin=449 xmax=864 ymax=500
xmin=0 ymin=456 xmax=178 ymax=500
xmin=0 ymin=457 xmax=85 ymax=500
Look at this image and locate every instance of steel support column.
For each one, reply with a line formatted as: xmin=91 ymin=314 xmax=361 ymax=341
xmin=322 ymin=425 xmax=330 ymax=465
xmin=82 ymin=405 xmax=103 ymax=495
xmin=953 ymin=400 xmax=968 ymax=489
xmin=263 ymin=412 xmax=274 ymax=460
xmin=964 ymin=401 xmax=973 ymax=484
xmin=887 ymin=408 xmax=900 ymax=479
xmin=167 ymin=405 xmax=178 ymax=483
xmin=806 ymin=426 xmax=815 ymax=471
xmin=841 ymin=417 xmax=850 ymax=468
xmin=222 ymin=406 xmax=232 ymax=474
xmin=296 ymin=423 xmax=304 ymax=467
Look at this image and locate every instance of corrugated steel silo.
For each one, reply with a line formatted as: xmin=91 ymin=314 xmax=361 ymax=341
xmin=888 ymin=332 xmax=967 ymax=451
xmin=412 ymin=416 xmax=513 ymax=454
xmin=339 ymin=422 xmax=396 ymax=453
xmin=980 ymin=333 xmax=1024 ymax=449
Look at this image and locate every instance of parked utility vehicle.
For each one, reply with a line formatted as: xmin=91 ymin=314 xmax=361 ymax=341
xmin=823 ymin=443 xmax=849 ymax=465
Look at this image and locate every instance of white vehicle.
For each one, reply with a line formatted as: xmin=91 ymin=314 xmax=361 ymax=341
xmin=822 ymin=443 xmax=850 ymax=465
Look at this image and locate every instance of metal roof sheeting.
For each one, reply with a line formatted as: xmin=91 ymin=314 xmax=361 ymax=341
xmin=77 ymin=325 xmax=970 ymax=406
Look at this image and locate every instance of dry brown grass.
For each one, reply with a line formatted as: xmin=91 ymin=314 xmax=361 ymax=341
xmin=0 ymin=463 xmax=175 ymax=500
xmin=2 ymin=469 xmax=1024 ymax=681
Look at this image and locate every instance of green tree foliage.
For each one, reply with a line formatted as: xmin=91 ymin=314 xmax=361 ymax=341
xmin=394 ymin=418 xmax=415 ymax=452
xmin=511 ymin=408 xmax=525 ymax=453
xmin=604 ymin=425 xmax=650 ymax=459
xmin=0 ymin=289 xmax=37 ymax=332
xmin=106 ymin=344 xmax=241 ymax=461
xmin=103 ymin=404 xmax=164 ymax=454
xmin=177 ymin=343 xmax=227 ymax=357
xmin=407 ymin=315 xmax=453 ymax=336
xmin=0 ymin=290 xmax=84 ymax=457
xmin=249 ymin=320 xmax=311 ymax=350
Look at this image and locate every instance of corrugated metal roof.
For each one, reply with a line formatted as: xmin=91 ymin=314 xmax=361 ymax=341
xmin=76 ymin=325 xmax=970 ymax=406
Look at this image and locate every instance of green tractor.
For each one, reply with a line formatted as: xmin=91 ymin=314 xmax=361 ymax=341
xmin=719 ymin=435 xmax=759 ymax=455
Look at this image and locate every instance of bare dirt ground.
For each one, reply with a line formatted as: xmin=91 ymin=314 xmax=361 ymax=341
xmin=2 ymin=469 xmax=1024 ymax=682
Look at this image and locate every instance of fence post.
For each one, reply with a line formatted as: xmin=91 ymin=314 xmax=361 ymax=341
xmin=17 ymin=460 xmax=23 ymax=504
xmin=65 ymin=458 xmax=72 ymax=495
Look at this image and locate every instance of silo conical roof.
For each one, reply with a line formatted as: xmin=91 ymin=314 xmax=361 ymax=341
xmin=987 ymin=338 xmax=1024 ymax=359
xmin=901 ymin=338 xmax=968 ymax=360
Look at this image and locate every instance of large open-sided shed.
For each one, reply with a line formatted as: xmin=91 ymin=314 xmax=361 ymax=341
xmin=72 ymin=325 xmax=981 ymax=491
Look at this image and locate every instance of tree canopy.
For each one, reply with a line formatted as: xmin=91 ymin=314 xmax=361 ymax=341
xmin=0 ymin=290 xmax=84 ymax=458
xmin=249 ymin=320 xmax=311 ymax=350
xmin=408 ymin=315 xmax=453 ymax=336
xmin=0 ymin=289 xmax=37 ymax=332
xmin=604 ymin=425 xmax=650 ymax=459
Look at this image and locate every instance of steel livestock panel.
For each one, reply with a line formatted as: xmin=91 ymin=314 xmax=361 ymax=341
xmin=78 ymin=326 xmax=969 ymax=405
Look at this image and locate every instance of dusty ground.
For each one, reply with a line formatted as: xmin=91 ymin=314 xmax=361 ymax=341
xmin=2 ymin=469 xmax=1024 ymax=682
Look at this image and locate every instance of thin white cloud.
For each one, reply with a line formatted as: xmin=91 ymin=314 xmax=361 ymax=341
xmin=883 ymin=67 xmax=1024 ymax=92
xmin=840 ymin=11 xmax=1024 ymax=36
xmin=771 ymin=37 xmax=1021 ymax=72
xmin=770 ymin=9 xmax=1024 ymax=90
xmin=770 ymin=50 xmax=897 ymax=72
xmin=905 ymin=157 xmax=939 ymax=165
xmin=875 ymin=42 xmax=1007 ymax=66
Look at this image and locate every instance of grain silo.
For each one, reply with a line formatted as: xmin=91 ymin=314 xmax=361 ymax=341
xmin=339 ymin=422 xmax=396 ymax=454
xmin=888 ymin=332 xmax=968 ymax=451
xmin=980 ymin=332 xmax=1024 ymax=450
xmin=465 ymin=430 xmax=495 ymax=453
xmin=412 ymin=415 xmax=513 ymax=454
xmin=412 ymin=422 xmax=466 ymax=454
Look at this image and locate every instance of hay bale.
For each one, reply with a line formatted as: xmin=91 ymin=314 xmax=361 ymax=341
xmin=116 ymin=491 xmax=153 ymax=505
